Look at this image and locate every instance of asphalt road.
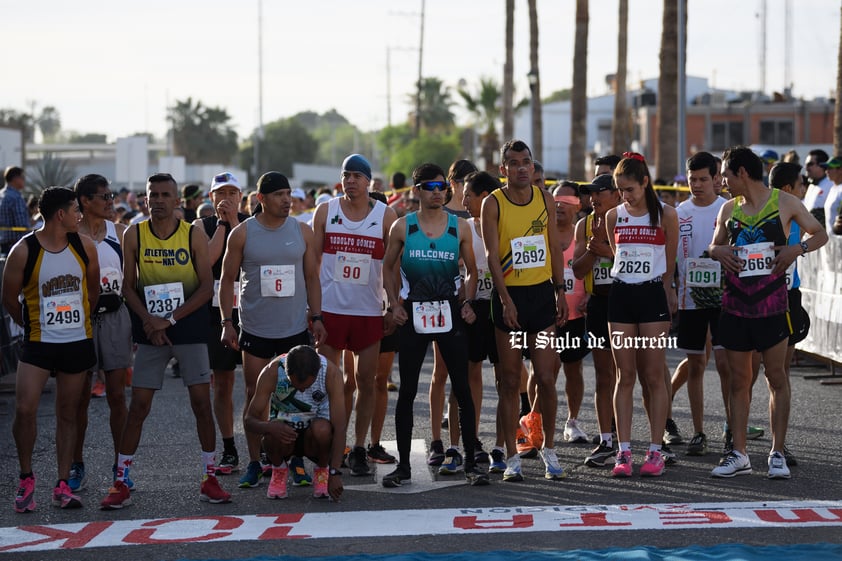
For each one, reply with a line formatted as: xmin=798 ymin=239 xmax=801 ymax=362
xmin=1 ymin=348 xmax=841 ymax=560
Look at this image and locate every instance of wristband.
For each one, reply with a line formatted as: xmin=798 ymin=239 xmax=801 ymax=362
xmin=310 ymin=314 xmax=324 ymax=323
xmin=221 ymin=318 xmax=233 ymax=326
xmin=329 ymin=467 xmax=341 ymax=476
xmin=554 ymin=283 xmax=566 ymax=293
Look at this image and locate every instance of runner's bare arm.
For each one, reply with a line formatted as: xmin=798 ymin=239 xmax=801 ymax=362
xmin=219 ymin=222 xmax=246 ymax=350
xmin=301 ymin=222 xmax=326 ymax=345
xmin=383 ymin=217 xmax=407 ymax=325
xmin=1 ymin=241 xmax=27 ymax=326
xmin=80 ymin=234 xmax=101 ymax=315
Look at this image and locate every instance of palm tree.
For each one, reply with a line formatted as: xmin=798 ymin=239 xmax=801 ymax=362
xmin=528 ymin=0 xmax=542 ymax=162
xmin=570 ymin=0 xmax=589 ymax=180
xmin=502 ymin=0 xmax=515 ymax=141
xmin=834 ymin=2 xmax=842 ymax=156
xmin=612 ymin=0 xmax=631 ymax=154
xmin=30 ymin=153 xmax=76 ymax=192
xmin=657 ymin=0 xmax=686 ymax=180
xmin=410 ymin=77 xmax=456 ymax=132
xmin=459 ymin=77 xmax=502 ymax=170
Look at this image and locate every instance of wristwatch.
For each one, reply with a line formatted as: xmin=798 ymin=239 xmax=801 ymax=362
xmin=164 ymin=311 xmax=177 ymax=326
xmin=329 ymin=467 xmax=341 ymax=477
xmin=800 ymin=241 xmax=809 ymax=255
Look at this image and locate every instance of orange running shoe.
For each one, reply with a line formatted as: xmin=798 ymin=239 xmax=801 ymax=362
xmin=520 ymin=411 xmax=544 ymax=449
xmin=91 ymin=380 xmax=106 ymax=398
xmin=516 ymin=427 xmax=537 ymax=458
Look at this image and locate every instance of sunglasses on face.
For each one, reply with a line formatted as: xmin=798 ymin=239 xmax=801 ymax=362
xmin=416 ymin=181 xmax=448 ymax=192
xmin=90 ymin=192 xmax=115 ymax=201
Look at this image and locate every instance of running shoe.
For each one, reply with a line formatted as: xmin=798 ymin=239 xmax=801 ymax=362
xmin=100 ymin=480 xmax=131 ymax=510
xmin=465 ymin=464 xmax=490 ymax=486
xmin=640 ymin=450 xmax=665 ymax=477
xmin=520 ymin=411 xmax=544 ymax=449
xmin=441 ymin=416 xmax=449 ymax=429
xmin=216 ymin=451 xmax=239 ymax=475
xmin=660 ymin=444 xmax=678 ymax=466
xmin=68 ymin=462 xmax=87 ymax=492
xmin=438 ymin=448 xmax=464 ymax=475
xmin=290 ymin=456 xmax=312 ymax=486
xmin=540 ymin=448 xmax=566 ymax=480
xmin=489 ymin=448 xmax=507 ymax=473
xmin=113 ymin=464 xmax=135 ymax=491
xmin=502 ymin=454 xmax=524 ymax=482
xmin=386 ymin=380 xmax=398 ymax=392
xmin=266 ymin=466 xmax=288 ymax=499
xmin=382 ymin=464 xmax=411 ymax=488
xmin=427 ymin=439 xmax=446 ymax=466
xmin=747 ymin=426 xmax=765 ymax=440
xmin=474 ymin=441 xmax=490 ymax=464
xmin=585 ymin=441 xmax=616 ymax=468
xmin=14 ymin=475 xmax=35 ymax=513
xmin=367 ymin=443 xmax=396 ymax=464
xmin=340 ymin=446 xmax=350 ymax=468
xmin=238 ymin=460 xmax=263 ymax=488
xmin=611 ymin=450 xmax=633 ymax=478
xmin=91 ymin=379 xmax=106 ymax=397
xmin=200 ymin=475 xmax=231 ymax=503
xmin=313 ymin=467 xmax=329 ymax=498
xmin=767 ymin=451 xmax=791 ymax=480
xmin=783 ymin=445 xmax=798 ymax=467
xmin=686 ymin=432 xmax=708 ymax=456
xmin=563 ymin=419 xmax=589 ymax=443
xmin=348 ymin=446 xmax=371 ymax=476
xmin=52 ymin=480 xmax=82 ymax=509
xmin=711 ymin=451 xmax=752 ymax=478
xmin=663 ymin=418 xmax=684 ymax=445
xmin=516 ymin=428 xmax=538 ymax=458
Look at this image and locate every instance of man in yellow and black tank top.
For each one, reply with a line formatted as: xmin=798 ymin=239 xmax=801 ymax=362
xmin=2 ymin=187 xmax=100 ymax=511
xmin=101 ymin=173 xmax=231 ymax=510
xmin=480 ymin=140 xmax=568 ymax=482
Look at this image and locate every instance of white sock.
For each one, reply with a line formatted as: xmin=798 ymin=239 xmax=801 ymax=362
xmin=202 ymin=451 xmax=216 ymax=477
xmin=619 ymin=442 xmax=631 ymax=453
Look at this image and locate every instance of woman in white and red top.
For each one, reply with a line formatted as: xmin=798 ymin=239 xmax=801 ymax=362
xmin=605 ymin=152 xmax=678 ymax=478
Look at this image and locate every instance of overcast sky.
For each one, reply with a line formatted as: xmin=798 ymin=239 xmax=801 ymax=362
xmin=2 ymin=0 xmax=838 ymax=143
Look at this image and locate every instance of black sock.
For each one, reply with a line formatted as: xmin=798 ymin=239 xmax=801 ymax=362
xmin=520 ymin=393 xmax=530 ymax=416
xmin=223 ymin=437 xmax=236 ymax=454
xmin=19 ymin=472 xmax=33 ymax=480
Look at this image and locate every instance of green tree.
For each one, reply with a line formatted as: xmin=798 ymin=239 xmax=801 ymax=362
xmin=291 ymin=109 xmax=362 ymax=166
xmin=458 ymin=77 xmax=502 ymax=170
xmin=0 ymin=109 xmax=35 ymax=143
xmin=411 ymin=78 xmax=456 ymax=133
xmin=37 ymin=106 xmax=61 ymax=142
xmin=570 ymin=0 xmax=589 ymax=180
xmin=528 ymin=0 xmax=542 ymax=162
xmin=544 ymin=89 xmax=572 ymax=104
xmin=67 ymin=132 xmax=107 ymax=144
xmin=168 ymin=97 xmax=238 ymax=165
xmin=30 ymin=153 xmax=75 ymax=192
xmin=240 ymin=118 xmax=318 ymax=181
xmin=383 ymin=129 xmax=461 ymax=180
xmin=502 ymin=0 xmax=515 ymax=140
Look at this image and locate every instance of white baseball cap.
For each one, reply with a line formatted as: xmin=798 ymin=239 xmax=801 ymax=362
xmin=210 ymin=172 xmax=242 ymax=192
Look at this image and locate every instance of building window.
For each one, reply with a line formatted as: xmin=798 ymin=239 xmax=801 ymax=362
xmin=711 ymin=122 xmax=743 ymax=150
xmin=759 ymin=120 xmax=794 ymax=145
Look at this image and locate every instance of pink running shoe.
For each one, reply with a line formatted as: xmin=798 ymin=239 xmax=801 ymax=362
xmin=266 ymin=467 xmax=288 ymax=499
xmin=611 ymin=450 xmax=633 ymax=477
xmin=313 ymin=467 xmax=329 ymax=498
xmin=15 ymin=475 xmax=36 ymax=513
xmin=640 ymin=450 xmax=665 ymax=477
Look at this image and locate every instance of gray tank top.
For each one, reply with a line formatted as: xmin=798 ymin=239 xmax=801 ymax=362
xmin=239 ymin=216 xmax=308 ymax=338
